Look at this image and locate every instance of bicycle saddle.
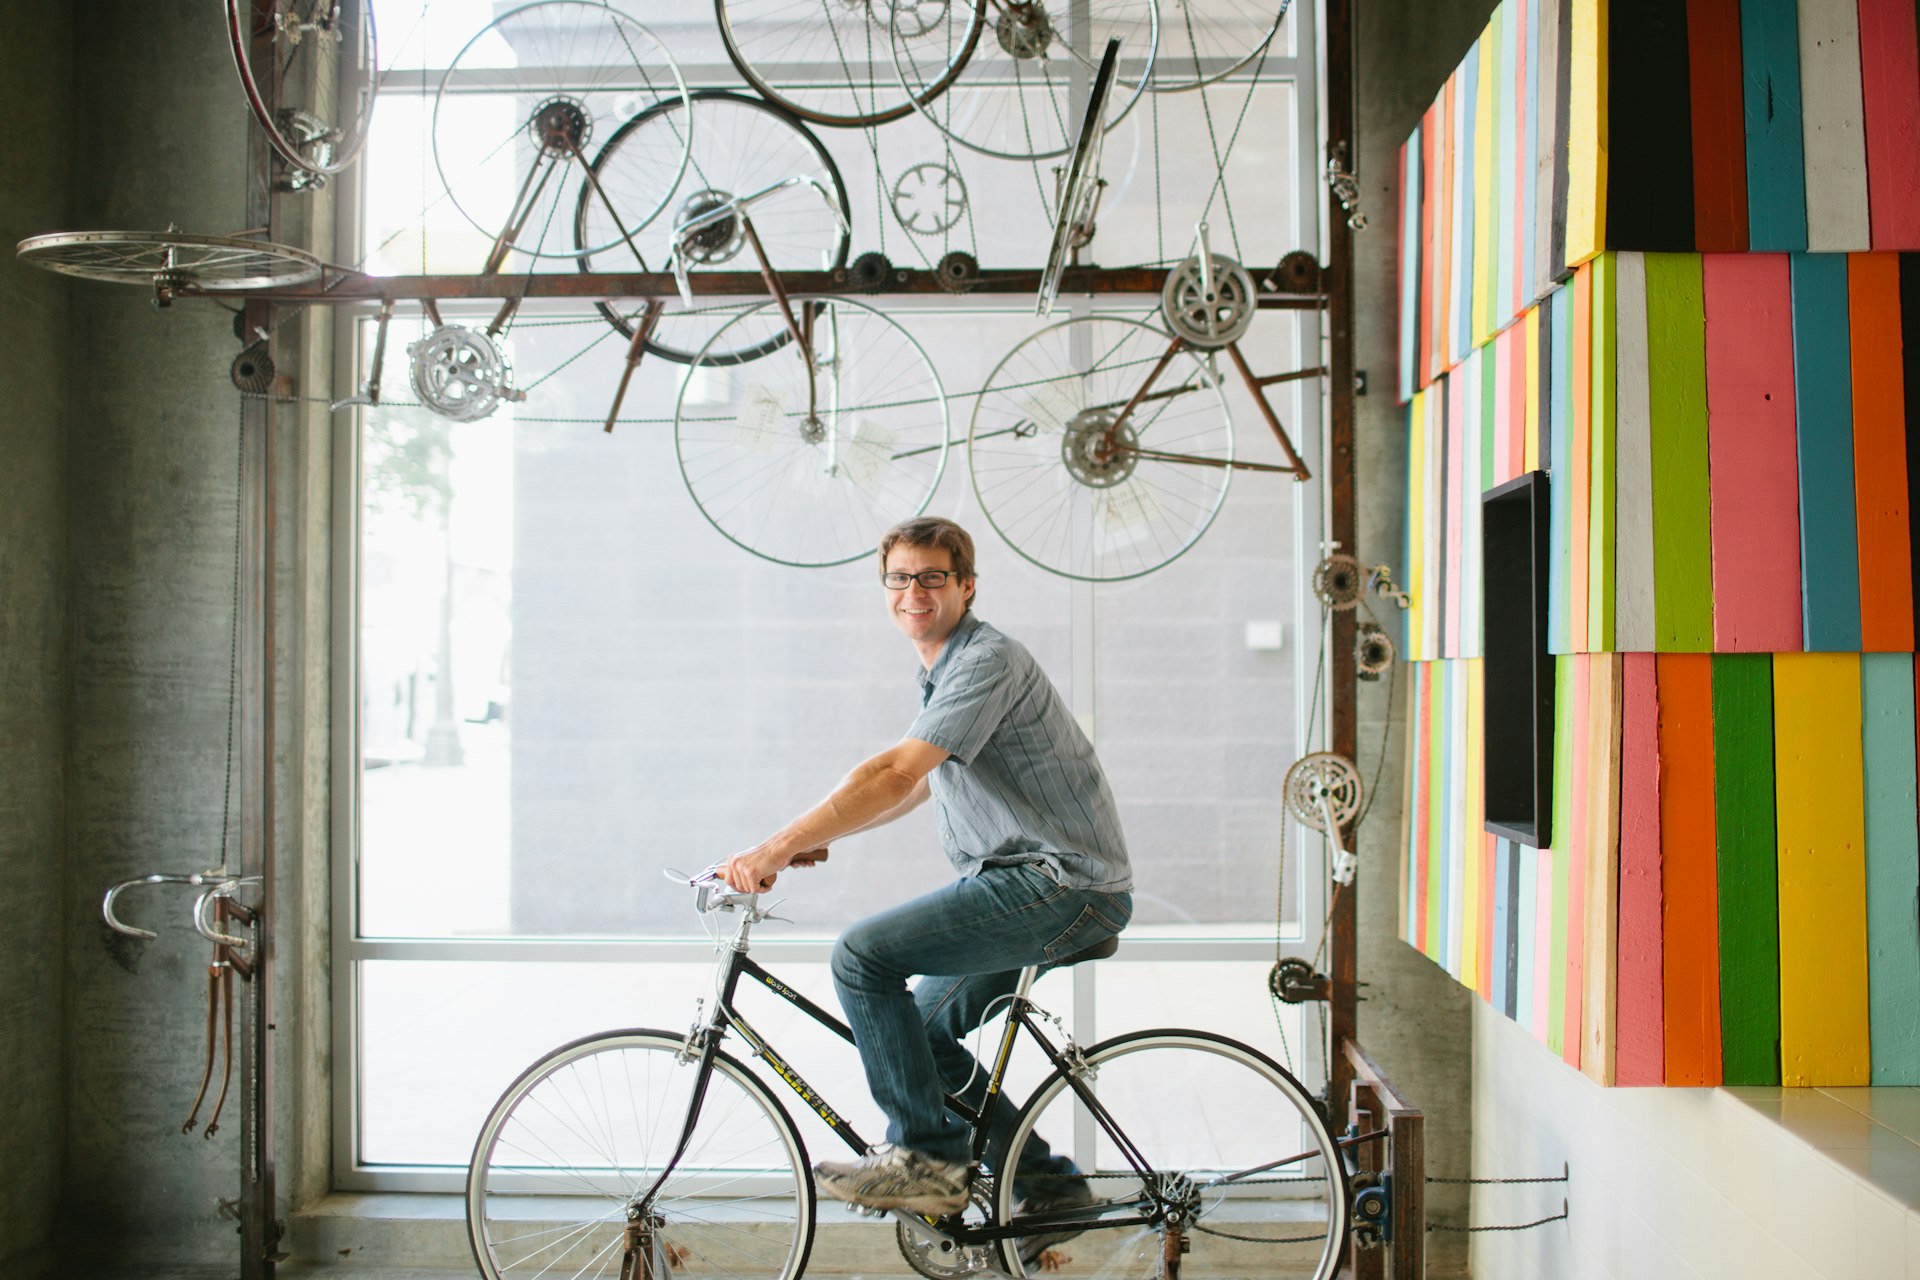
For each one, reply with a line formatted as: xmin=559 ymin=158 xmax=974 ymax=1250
xmin=1057 ymin=935 xmax=1120 ymax=967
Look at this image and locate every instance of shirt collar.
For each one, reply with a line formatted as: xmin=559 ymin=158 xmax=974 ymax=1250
xmin=916 ymin=612 xmax=983 ymax=691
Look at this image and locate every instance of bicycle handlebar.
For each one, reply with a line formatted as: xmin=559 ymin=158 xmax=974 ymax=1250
xmin=103 ymin=870 xmax=261 ymax=947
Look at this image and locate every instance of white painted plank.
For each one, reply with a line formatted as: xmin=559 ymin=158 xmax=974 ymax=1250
xmin=1613 ymin=252 xmax=1656 ymax=651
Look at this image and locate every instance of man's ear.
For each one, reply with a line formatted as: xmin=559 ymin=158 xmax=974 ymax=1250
xmin=963 ymin=576 xmax=977 ymax=605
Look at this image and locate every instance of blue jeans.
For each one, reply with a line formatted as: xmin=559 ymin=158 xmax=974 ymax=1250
xmin=829 ymin=863 xmax=1132 ymax=1189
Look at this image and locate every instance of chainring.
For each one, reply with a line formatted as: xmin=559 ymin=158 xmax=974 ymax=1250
xmin=1160 ymin=253 xmax=1256 ymax=349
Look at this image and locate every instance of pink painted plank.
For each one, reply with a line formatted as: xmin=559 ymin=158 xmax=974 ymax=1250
xmin=1858 ymin=0 xmax=1920 ymax=248
xmin=1704 ymin=253 xmax=1804 ymax=650
xmin=1615 ymin=652 xmax=1665 ymax=1084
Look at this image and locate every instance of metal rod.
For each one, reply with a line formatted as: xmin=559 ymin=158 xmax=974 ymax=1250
xmin=1105 ymin=336 xmax=1186 ymax=439
xmin=482 ymin=151 xmax=561 ymax=276
xmin=604 ymin=301 xmax=664 ymax=432
xmin=741 ymin=214 xmax=814 ymax=379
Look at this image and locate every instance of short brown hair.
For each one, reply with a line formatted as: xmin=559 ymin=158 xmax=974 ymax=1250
xmin=878 ymin=516 xmax=977 ymax=595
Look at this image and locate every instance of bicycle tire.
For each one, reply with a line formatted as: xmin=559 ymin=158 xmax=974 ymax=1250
xmin=576 ymin=91 xmax=852 ymax=365
xmin=467 ymin=1028 xmax=816 ymax=1280
xmin=675 ymin=297 xmax=950 ymax=568
xmin=968 ymin=315 xmax=1233 ymax=582
xmin=225 ymin=0 xmax=379 ymax=175
xmin=717 ymin=0 xmax=987 ymax=128
xmin=995 ymin=1029 xmax=1350 ymax=1280
xmin=1036 ymin=37 xmax=1120 ymax=317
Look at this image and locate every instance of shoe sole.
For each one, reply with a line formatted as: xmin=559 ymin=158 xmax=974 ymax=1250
xmin=815 ymin=1179 xmax=968 ymax=1216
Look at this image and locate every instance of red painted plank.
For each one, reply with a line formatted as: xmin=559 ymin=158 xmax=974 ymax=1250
xmin=1564 ymin=654 xmax=1592 ymax=1067
xmin=1704 ymin=254 xmax=1803 ymax=650
xmin=1688 ymin=0 xmax=1750 ymax=251
xmin=1658 ymin=653 xmax=1722 ymax=1086
xmin=1858 ymin=0 xmax=1920 ymax=249
xmin=1849 ymin=253 xmax=1916 ymax=649
xmin=1479 ymin=829 xmax=1499 ymax=1004
xmin=1616 ymin=652 xmax=1664 ymax=1085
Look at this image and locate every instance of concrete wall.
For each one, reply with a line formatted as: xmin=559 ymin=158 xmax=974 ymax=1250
xmin=0 ymin=2 xmax=75 ymax=1274
xmin=59 ymin=0 xmax=262 ymax=1265
xmin=1351 ymin=0 xmax=1502 ymax=1271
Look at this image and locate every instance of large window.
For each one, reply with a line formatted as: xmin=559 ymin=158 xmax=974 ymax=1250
xmin=336 ymin=0 xmax=1327 ymax=1187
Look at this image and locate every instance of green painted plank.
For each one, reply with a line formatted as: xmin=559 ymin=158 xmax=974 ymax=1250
xmin=1644 ymin=253 xmax=1713 ymax=650
xmin=1713 ymin=653 xmax=1780 ymax=1085
xmin=1862 ymin=653 xmax=1920 ymax=1083
xmin=1548 ymin=653 xmax=1574 ymax=1054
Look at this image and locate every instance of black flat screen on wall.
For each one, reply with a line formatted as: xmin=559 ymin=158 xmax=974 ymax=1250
xmin=1482 ymin=470 xmax=1554 ymax=848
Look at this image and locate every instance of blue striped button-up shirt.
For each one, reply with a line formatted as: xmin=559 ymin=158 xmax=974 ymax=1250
xmin=907 ymin=613 xmax=1131 ymax=891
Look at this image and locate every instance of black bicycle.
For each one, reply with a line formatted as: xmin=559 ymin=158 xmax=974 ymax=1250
xmin=465 ymin=864 xmax=1350 ymax=1280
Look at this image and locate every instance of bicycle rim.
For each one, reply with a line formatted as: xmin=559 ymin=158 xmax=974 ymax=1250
xmin=467 ymin=1030 xmax=816 ymax=1280
xmin=997 ymin=1030 xmax=1349 ymax=1280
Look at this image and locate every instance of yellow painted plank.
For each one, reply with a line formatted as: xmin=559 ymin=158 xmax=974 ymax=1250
xmin=1772 ymin=652 xmax=1872 ymax=1085
xmin=1564 ymin=0 xmax=1609 ymax=267
xmin=1473 ymin=15 xmax=1499 ymax=347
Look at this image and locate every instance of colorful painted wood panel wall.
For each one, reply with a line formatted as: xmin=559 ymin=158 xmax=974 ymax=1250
xmin=1394 ymin=0 xmax=1920 ymax=400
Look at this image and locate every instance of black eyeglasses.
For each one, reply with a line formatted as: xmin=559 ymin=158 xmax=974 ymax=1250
xmin=882 ymin=570 xmax=955 ymax=589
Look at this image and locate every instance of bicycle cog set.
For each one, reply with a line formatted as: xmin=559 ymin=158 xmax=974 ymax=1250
xmin=889 ymin=0 xmax=952 ymax=38
xmin=528 ymin=95 xmax=592 ymax=159
xmin=676 ymin=190 xmax=746 ymax=264
xmin=1161 ymin=252 xmax=1257 ymax=349
xmin=1311 ymin=553 xmax=1365 ymax=611
xmin=895 ymin=1185 xmax=999 ymax=1279
xmin=994 ymin=2 xmax=1055 ymax=58
xmin=1060 ymin=408 xmax=1139 ymax=488
xmin=1355 ymin=621 xmax=1395 ymax=680
xmin=408 ymin=325 xmax=524 ymax=422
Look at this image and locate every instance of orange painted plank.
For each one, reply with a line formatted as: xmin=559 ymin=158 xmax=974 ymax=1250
xmin=1658 ymin=653 xmax=1721 ymax=1085
xmin=1616 ymin=651 xmax=1664 ymax=1084
xmin=1849 ymin=254 xmax=1915 ymax=650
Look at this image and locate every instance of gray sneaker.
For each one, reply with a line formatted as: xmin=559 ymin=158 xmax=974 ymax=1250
xmin=814 ymin=1144 xmax=971 ymax=1214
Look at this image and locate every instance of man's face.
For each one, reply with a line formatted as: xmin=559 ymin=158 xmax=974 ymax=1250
xmin=884 ymin=543 xmax=975 ymax=649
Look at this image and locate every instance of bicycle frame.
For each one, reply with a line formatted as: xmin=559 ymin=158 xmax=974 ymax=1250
xmin=636 ymin=901 xmax=1165 ymax=1249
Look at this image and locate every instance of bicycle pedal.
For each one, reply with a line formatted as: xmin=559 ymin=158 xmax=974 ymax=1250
xmin=847 ymin=1203 xmax=890 ymax=1219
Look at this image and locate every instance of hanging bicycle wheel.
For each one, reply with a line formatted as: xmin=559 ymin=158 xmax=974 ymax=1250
xmin=676 ymin=298 xmax=950 ymax=567
xmin=1036 ymin=38 xmax=1118 ymax=317
xmin=577 ymin=91 xmax=851 ymax=364
xmin=433 ymin=0 xmax=690 ymax=262
xmin=969 ymin=315 xmax=1231 ymax=581
xmin=718 ymin=0 xmax=986 ymax=128
xmin=15 ymin=230 xmax=322 ymax=290
xmin=226 ymin=0 xmax=379 ymax=175
xmin=996 ymin=1030 xmax=1349 ymax=1280
xmin=892 ymin=0 xmax=1156 ymax=161
xmin=468 ymin=1029 xmax=816 ymax=1280
xmin=1149 ymin=0 xmax=1291 ymax=92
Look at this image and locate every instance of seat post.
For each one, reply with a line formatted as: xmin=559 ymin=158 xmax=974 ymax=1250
xmin=1013 ymin=964 xmax=1041 ymax=1002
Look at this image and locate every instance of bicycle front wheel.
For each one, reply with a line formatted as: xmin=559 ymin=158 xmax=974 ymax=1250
xmin=996 ymin=1029 xmax=1348 ymax=1280
xmin=468 ymin=1029 xmax=816 ymax=1280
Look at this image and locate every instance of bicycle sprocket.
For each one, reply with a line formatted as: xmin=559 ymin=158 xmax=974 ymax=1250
xmin=1161 ymin=252 xmax=1256 ymax=349
xmin=1282 ymin=751 xmax=1363 ymax=834
xmin=896 ymin=1184 xmax=1000 ymax=1279
xmin=407 ymin=325 xmax=521 ymax=422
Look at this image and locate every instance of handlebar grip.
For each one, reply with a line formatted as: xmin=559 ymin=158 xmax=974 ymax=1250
xmin=788 ymin=850 xmax=829 ymax=866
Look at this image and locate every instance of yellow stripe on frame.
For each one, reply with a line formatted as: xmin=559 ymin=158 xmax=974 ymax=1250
xmin=1564 ymin=0 xmax=1609 ymax=267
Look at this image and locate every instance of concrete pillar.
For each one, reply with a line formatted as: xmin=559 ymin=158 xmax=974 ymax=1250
xmin=1352 ymin=1 xmax=1502 ymax=1273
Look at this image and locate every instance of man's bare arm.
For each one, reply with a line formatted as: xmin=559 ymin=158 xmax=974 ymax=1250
xmin=720 ymin=739 xmax=948 ymax=891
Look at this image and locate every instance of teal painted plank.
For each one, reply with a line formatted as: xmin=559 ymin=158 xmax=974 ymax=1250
xmin=1713 ymin=653 xmax=1781 ymax=1085
xmin=1862 ymin=653 xmax=1920 ymax=1083
xmin=1741 ymin=0 xmax=1809 ymax=251
xmin=1789 ymin=253 xmax=1863 ymax=651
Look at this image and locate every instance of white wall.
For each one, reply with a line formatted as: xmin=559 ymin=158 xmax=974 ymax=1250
xmin=1470 ymin=1001 xmax=1920 ymax=1280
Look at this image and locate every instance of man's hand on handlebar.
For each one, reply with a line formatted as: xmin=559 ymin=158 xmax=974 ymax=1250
xmin=717 ymin=845 xmax=828 ymax=894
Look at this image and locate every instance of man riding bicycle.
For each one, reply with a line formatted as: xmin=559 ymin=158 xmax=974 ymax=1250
xmin=719 ymin=516 xmax=1132 ymax=1233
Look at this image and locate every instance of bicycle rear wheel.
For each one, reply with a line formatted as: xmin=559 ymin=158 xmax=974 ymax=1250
xmin=468 ymin=1029 xmax=816 ymax=1280
xmin=968 ymin=316 xmax=1232 ymax=582
xmin=996 ymin=1029 xmax=1348 ymax=1280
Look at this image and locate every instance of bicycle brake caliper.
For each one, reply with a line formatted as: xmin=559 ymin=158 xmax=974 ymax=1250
xmin=677 ymin=1000 xmax=708 ymax=1065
